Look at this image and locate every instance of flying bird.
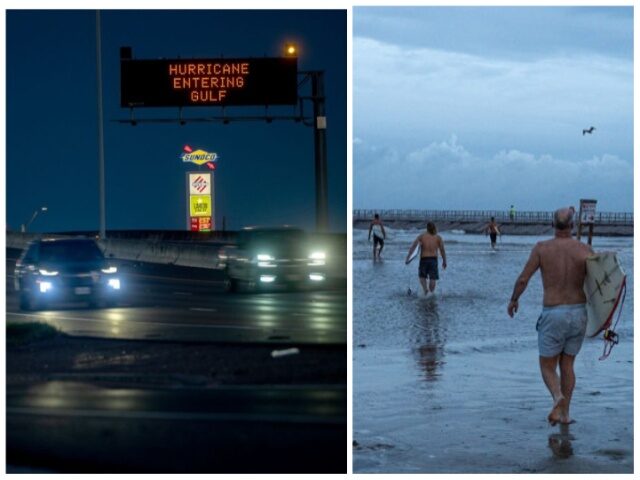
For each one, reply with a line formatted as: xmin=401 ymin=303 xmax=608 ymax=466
xmin=582 ymin=126 xmax=596 ymax=135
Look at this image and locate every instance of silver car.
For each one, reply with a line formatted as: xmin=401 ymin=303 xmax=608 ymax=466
xmin=217 ymin=227 xmax=328 ymax=292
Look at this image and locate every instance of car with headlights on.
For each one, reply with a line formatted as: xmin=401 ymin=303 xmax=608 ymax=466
xmin=14 ymin=238 xmax=122 ymax=310
xmin=217 ymin=227 xmax=328 ymax=292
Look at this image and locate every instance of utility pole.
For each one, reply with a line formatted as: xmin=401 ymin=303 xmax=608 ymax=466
xmin=312 ymin=71 xmax=328 ymax=232
xmin=96 ymin=10 xmax=106 ymax=238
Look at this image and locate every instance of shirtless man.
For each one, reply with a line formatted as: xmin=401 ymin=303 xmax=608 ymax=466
xmin=507 ymin=207 xmax=592 ymax=425
xmin=368 ymin=213 xmax=386 ymax=261
xmin=405 ymin=222 xmax=447 ymax=295
xmin=485 ymin=217 xmax=500 ymax=250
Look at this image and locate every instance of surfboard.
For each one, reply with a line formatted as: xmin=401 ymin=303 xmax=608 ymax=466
xmin=407 ymin=246 xmax=421 ymax=264
xmin=583 ymin=252 xmax=626 ymax=337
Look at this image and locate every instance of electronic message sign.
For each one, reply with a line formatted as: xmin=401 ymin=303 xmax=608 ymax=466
xmin=121 ymin=57 xmax=298 ymax=107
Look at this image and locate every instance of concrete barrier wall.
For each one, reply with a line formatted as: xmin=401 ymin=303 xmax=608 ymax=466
xmin=6 ymin=232 xmax=347 ymax=278
xmin=6 ymin=232 xmax=221 ymax=269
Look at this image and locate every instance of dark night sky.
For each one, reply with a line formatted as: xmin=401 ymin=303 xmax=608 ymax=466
xmin=6 ymin=10 xmax=346 ymax=233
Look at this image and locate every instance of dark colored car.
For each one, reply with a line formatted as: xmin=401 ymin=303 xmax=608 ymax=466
xmin=14 ymin=238 xmax=122 ymax=310
xmin=217 ymin=227 xmax=328 ymax=292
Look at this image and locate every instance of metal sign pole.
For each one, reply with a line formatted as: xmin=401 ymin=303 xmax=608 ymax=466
xmin=96 ymin=10 xmax=106 ymax=239
xmin=312 ymin=71 xmax=329 ymax=232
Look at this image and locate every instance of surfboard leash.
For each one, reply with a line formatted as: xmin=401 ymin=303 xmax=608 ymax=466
xmin=599 ymin=277 xmax=627 ymax=361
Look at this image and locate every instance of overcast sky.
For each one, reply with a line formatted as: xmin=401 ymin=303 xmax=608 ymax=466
xmin=354 ymin=7 xmax=633 ymax=212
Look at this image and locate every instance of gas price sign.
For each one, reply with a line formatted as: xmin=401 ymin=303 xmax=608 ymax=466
xmin=121 ymin=57 xmax=298 ymax=107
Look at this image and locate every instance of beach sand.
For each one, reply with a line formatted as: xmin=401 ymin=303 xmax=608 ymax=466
xmin=353 ymin=229 xmax=633 ymax=473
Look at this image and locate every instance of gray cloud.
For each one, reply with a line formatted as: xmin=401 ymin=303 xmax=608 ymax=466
xmin=353 ymin=27 xmax=633 ymax=212
xmin=354 ymin=136 xmax=632 ymax=211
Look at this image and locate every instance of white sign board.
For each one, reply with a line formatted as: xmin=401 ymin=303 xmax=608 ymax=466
xmin=189 ymin=173 xmax=212 ymax=195
xmin=579 ymin=199 xmax=597 ymax=225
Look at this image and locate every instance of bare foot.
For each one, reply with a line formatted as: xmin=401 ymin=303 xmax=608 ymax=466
xmin=548 ymin=396 xmax=566 ymax=425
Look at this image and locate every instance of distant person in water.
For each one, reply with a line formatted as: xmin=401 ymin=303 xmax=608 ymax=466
xmin=368 ymin=213 xmax=386 ymax=261
xmin=507 ymin=207 xmax=592 ymax=426
xmin=405 ymin=222 xmax=447 ymax=295
xmin=509 ymin=205 xmax=516 ymax=222
xmin=485 ymin=217 xmax=501 ymax=250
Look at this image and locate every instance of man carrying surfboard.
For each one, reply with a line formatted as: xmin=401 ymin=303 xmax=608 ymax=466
xmin=368 ymin=213 xmax=387 ymax=261
xmin=507 ymin=207 xmax=592 ymax=426
xmin=405 ymin=222 xmax=447 ymax=295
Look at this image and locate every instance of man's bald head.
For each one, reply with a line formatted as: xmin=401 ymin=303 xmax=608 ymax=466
xmin=553 ymin=207 xmax=574 ymax=230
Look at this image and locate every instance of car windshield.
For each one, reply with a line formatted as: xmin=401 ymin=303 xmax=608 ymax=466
xmin=239 ymin=229 xmax=306 ymax=245
xmin=39 ymin=241 xmax=104 ymax=263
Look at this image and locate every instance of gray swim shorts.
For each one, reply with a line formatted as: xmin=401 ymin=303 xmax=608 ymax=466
xmin=536 ymin=304 xmax=587 ymax=357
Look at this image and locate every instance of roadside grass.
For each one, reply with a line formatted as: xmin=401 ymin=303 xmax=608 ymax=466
xmin=7 ymin=322 xmax=60 ymax=346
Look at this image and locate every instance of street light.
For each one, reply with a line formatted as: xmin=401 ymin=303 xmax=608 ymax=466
xmin=284 ymin=43 xmax=298 ymax=57
xmin=22 ymin=206 xmax=48 ymax=233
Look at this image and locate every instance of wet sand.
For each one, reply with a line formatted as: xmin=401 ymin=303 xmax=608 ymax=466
xmin=353 ymin=229 xmax=633 ymax=473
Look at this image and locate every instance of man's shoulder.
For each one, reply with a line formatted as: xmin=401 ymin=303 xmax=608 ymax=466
xmin=537 ymin=237 xmax=591 ymax=252
xmin=534 ymin=239 xmax=551 ymax=249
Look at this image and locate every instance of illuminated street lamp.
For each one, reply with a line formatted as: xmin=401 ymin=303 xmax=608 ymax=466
xmin=22 ymin=206 xmax=48 ymax=233
xmin=284 ymin=43 xmax=298 ymax=57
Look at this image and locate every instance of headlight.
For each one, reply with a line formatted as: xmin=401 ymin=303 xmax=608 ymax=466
xmin=308 ymin=251 xmax=326 ymax=266
xmin=257 ymin=253 xmax=276 ymax=267
xmin=38 ymin=269 xmax=59 ymax=276
xmin=101 ymin=266 xmax=118 ymax=274
xmin=107 ymin=278 xmax=121 ymax=290
xmin=39 ymin=281 xmax=53 ymax=293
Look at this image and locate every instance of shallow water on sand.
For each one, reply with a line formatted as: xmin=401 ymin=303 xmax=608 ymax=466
xmin=353 ymin=229 xmax=633 ymax=473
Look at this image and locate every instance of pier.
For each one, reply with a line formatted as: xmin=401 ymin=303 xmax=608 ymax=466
xmin=353 ymin=209 xmax=633 ymax=236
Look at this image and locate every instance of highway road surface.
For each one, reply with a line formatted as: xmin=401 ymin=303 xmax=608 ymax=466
xmin=6 ymin=249 xmax=347 ymax=345
xmin=6 ymin=248 xmax=347 ymax=472
xmin=7 ymin=381 xmax=346 ymax=473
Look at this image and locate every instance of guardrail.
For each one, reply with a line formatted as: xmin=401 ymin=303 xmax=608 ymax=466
xmin=353 ymin=209 xmax=633 ymax=225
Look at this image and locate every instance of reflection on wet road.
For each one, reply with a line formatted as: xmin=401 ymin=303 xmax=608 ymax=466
xmin=7 ymin=381 xmax=346 ymax=473
xmin=6 ymin=256 xmax=347 ymax=345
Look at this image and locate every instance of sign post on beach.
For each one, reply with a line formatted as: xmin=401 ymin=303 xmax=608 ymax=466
xmin=577 ymin=199 xmax=597 ymax=245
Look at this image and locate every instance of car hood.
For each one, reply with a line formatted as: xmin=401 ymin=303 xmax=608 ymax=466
xmin=37 ymin=261 xmax=107 ymax=274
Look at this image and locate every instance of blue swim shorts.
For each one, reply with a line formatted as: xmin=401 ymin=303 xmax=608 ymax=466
xmin=536 ymin=304 xmax=587 ymax=357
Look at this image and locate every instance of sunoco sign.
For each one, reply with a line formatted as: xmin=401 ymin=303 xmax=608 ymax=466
xmin=180 ymin=145 xmax=218 ymax=169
